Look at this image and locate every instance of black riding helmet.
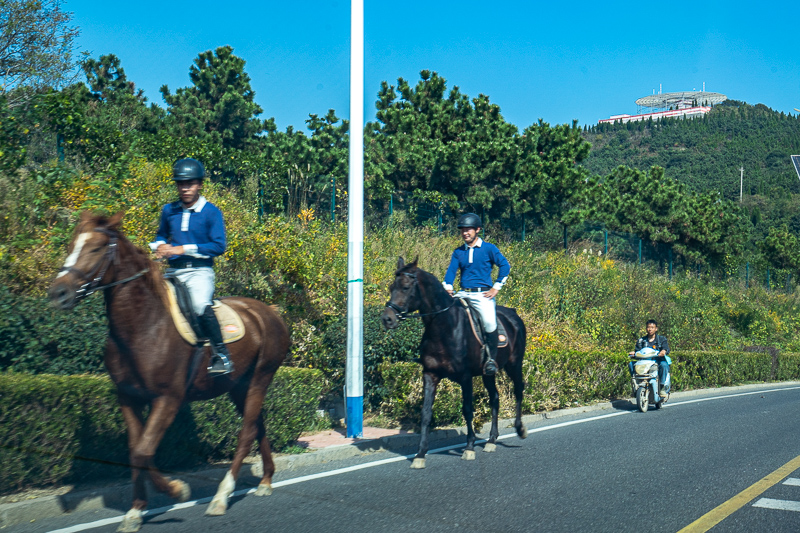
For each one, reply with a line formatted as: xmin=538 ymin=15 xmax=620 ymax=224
xmin=456 ymin=213 xmax=482 ymax=229
xmin=172 ymin=158 xmax=206 ymax=181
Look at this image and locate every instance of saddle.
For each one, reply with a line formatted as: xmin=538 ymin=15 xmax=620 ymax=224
xmin=163 ymin=278 xmax=245 ymax=346
xmin=457 ymin=298 xmax=508 ymax=348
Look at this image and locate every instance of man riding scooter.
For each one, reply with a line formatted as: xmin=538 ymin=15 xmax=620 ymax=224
xmin=628 ymin=319 xmax=671 ymax=398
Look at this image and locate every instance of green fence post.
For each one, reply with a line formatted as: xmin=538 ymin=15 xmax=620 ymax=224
xmin=330 ymin=176 xmax=336 ymax=223
xmin=521 ymin=213 xmax=526 ymax=242
xmin=745 ymin=262 xmax=749 ymax=288
xmin=258 ymin=182 xmax=263 ymax=220
xmin=767 ymin=269 xmax=771 ymax=291
xmin=603 ymin=230 xmax=608 ymax=255
xmin=668 ymin=247 xmax=673 ymax=280
xmin=638 ymin=239 xmax=642 ymax=265
xmin=563 ymin=224 xmax=568 ymax=253
xmin=57 ymin=133 xmax=64 ymax=163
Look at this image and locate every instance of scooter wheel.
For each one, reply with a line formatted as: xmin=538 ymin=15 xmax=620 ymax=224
xmin=636 ymin=386 xmax=648 ymax=413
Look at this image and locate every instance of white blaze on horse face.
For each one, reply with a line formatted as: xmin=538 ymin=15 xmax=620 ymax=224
xmin=56 ymin=232 xmax=91 ymax=278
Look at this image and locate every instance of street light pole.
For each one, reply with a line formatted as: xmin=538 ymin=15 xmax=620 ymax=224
xmin=345 ymin=0 xmax=364 ymax=439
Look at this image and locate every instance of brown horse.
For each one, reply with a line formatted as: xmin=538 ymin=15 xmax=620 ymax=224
xmin=48 ymin=212 xmax=290 ymax=532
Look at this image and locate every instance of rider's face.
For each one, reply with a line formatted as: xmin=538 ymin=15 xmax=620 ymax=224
xmin=176 ymin=179 xmax=202 ymax=207
xmin=461 ymin=227 xmax=479 ymax=245
xmin=646 ymin=323 xmax=658 ymax=337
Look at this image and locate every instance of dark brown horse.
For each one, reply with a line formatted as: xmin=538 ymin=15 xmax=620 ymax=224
xmin=380 ymin=257 xmax=528 ymax=469
xmin=48 ymin=212 xmax=290 ymax=532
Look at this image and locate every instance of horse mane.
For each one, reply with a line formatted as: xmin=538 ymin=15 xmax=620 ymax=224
xmin=396 ymin=260 xmax=453 ymax=308
xmin=87 ymin=213 xmax=168 ymax=305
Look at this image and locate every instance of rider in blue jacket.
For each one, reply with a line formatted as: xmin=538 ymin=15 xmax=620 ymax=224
xmin=149 ymin=158 xmax=233 ymax=376
xmin=443 ymin=213 xmax=510 ymax=376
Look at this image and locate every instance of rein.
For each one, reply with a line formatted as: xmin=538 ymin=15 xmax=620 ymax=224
xmin=60 ymin=228 xmax=149 ymax=300
xmin=384 ymin=272 xmax=455 ymax=321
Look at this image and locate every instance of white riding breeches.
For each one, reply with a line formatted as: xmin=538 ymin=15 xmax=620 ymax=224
xmin=168 ymin=266 xmax=215 ymax=316
xmin=455 ymin=290 xmax=497 ymax=332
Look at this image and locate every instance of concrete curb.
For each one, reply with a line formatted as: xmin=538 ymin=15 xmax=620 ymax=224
xmin=3 ymin=381 xmax=799 ymax=528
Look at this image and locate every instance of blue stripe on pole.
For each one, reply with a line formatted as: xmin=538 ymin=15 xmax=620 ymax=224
xmin=346 ymin=396 xmax=363 ymax=438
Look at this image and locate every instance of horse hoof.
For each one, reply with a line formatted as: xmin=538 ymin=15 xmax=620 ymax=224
xmin=483 ymin=443 xmax=497 ymax=453
xmin=410 ymin=458 xmax=426 ymax=469
xmin=117 ymin=509 xmax=143 ymax=533
xmin=250 ymin=461 xmax=263 ymax=478
xmin=461 ymin=450 xmax=476 ymax=461
xmin=518 ymin=426 xmax=528 ymax=439
xmin=205 ymin=498 xmax=228 ymax=516
xmin=255 ymin=482 xmax=273 ymax=496
xmin=168 ymin=479 xmax=191 ymax=502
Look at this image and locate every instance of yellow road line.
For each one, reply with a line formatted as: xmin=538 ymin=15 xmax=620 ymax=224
xmin=678 ymin=453 xmax=800 ymax=532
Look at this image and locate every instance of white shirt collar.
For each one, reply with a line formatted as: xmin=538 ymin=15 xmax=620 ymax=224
xmin=182 ymin=196 xmax=207 ymax=213
xmin=465 ymin=237 xmax=483 ymax=249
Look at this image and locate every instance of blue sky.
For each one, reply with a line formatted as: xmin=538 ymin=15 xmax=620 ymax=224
xmin=66 ymin=0 xmax=799 ymax=132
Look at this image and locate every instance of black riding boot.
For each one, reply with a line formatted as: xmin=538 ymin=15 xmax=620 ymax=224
xmin=199 ymin=306 xmax=234 ymax=376
xmin=483 ymin=330 xmax=499 ymax=376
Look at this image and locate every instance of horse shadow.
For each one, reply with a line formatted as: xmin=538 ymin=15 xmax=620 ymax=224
xmin=58 ymin=404 xmax=250 ymax=514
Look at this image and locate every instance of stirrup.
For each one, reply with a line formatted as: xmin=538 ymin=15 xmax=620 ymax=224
xmin=483 ymin=358 xmax=498 ymax=376
xmin=207 ymin=354 xmax=234 ymax=376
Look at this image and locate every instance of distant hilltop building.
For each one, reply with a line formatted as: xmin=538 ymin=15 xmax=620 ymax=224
xmin=599 ymin=89 xmax=727 ymax=125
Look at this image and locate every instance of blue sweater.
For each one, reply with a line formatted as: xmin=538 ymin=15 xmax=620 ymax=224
xmin=443 ymin=238 xmax=510 ymax=291
xmin=150 ymin=197 xmax=226 ymax=266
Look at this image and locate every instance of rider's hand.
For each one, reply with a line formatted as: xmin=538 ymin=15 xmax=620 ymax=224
xmin=483 ymin=288 xmax=499 ymax=299
xmin=628 ymin=351 xmax=635 ymax=356
xmin=658 ymin=350 xmax=666 ymax=357
xmin=446 ymin=289 xmax=454 ymax=296
xmin=155 ymin=244 xmax=172 ymax=259
xmin=155 ymin=244 xmax=184 ymax=258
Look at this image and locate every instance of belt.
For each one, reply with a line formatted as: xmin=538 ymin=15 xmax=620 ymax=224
xmin=168 ymin=258 xmax=213 ymax=269
xmin=462 ymin=287 xmax=488 ymax=293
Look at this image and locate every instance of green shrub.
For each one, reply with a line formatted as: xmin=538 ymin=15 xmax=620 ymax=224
xmin=378 ymin=361 xmax=491 ymax=430
xmin=523 ymin=349 xmax=630 ymax=412
xmin=0 ymin=367 xmax=323 ymax=494
xmin=377 ymin=350 xmax=800 ymax=431
xmin=0 ymin=286 xmax=107 ymax=374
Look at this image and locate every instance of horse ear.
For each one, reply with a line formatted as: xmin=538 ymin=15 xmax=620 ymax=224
xmin=397 ymin=256 xmax=405 ymax=270
xmin=79 ymin=211 xmax=92 ymax=223
xmin=410 ymin=256 xmax=419 ymax=267
xmin=107 ymin=210 xmax=125 ymax=230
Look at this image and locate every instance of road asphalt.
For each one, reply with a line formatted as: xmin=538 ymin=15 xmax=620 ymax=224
xmin=2 ymin=382 xmax=795 ymax=529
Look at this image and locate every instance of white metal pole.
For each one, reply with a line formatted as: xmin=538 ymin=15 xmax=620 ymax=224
xmin=740 ymin=166 xmax=744 ymax=203
xmin=345 ymin=0 xmax=364 ymax=438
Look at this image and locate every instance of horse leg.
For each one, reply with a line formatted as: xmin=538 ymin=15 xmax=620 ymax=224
xmin=207 ymin=378 xmax=274 ymax=516
xmin=481 ymin=375 xmax=500 ymax=453
xmin=411 ymin=371 xmax=440 ymax=469
xmin=117 ymin=396 xmax=185 ymax=533
xmin=460 ymin=376 xmax=477 ymax=460
xmin=117 ymin=400 xmax=147 ymax=533
xmin=510 ymin=360 xmax=528 ymax=439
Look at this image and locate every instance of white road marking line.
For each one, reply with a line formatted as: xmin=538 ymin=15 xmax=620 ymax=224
xmin=48 ymin=384 xmax=800 ymax=533
xmin=753 ymin=498 xmax=800 ymax=512
xmin=783 ymin=477 xmax=800 ymax=486
xmin=666 ymin=385 xmax=800 ymax=408
xmin=56 ymin=233 xmax=90 ymax=278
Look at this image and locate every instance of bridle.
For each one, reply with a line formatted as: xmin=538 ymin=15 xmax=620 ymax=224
xmin=59 ymin=227 xmax=149 ymax=301
xmin=384 ymin=271 xmax=454 ymax=321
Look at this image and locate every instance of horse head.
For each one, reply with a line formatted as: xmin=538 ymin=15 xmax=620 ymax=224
xmin=48 ymin=211 xmax=126 ymax=310
xmin=381 ymin=256 xmax=421 ymax=329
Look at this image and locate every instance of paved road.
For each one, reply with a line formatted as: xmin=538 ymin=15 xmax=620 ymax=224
xmin=12 ymin=384 xmax=800 ymax=533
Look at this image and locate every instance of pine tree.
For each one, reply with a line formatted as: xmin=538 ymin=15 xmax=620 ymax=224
xmin=160 ymin=46 xmax=266 ymax=151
